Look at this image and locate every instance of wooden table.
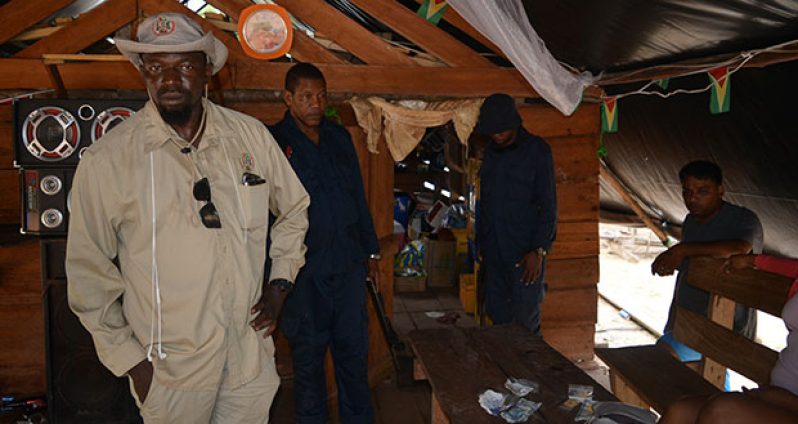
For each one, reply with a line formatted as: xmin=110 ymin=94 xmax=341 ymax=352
xmin=408 ymin=325 xmax=616 ymax=423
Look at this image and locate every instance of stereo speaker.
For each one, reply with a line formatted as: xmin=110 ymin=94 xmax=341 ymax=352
xmin=14 ymin=99 xmax=145 ymax=168
xmin=41 ymin=239 xmax=142 ymax=423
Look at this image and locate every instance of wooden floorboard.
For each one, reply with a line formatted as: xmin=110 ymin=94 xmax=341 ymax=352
xmin=269 ymin=287 xmax=466 ymax=423
xmin=373 ymin=380 xmax=432 ymax=424
xmin=269 ymin=377 xmax=430 ymax=424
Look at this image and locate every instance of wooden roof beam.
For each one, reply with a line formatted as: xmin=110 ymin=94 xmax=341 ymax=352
xmin=0 ymin=59 xmax=538 ymax=97
xmin=0 ymin=59 xmax=52 ymax=89
xmin=234 ymin=62 xmax=530 ymax=96
xmin=203 ymin=0 xmax=251 ymax=20
xmin=347 ymin=0 xmax=492 ymax=67
xmin=273 ymin=0 xmax=416 ymax=66
xmin=10 ymin=26 xmax=62 ymax=43
xmin=411 ymin=0 xmax=505 ymax=59
xmin=0 ymin=0 xmax=73 ymax=44
xmin=289 ymin=33 xmax=347 ymax=64
xmin=15 ymin=0 xmax=138 ymax=59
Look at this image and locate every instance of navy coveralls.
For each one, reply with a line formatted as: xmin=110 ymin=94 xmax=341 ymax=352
xmin=477 ymin=127 xmax=557 ymax=334
xmin=270 ymin=112 xmax=379 ymax=424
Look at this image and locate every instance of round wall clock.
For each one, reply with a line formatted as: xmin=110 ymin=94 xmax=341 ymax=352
xmin=238 ymin=4 xmax=293 ymax=60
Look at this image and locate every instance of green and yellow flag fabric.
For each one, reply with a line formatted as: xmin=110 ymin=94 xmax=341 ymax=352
xmin=708 ymin=66 xmax=731 ymax=114
xmin=601 ymin=97 xmax=618 ymax=133
xmin=417 ymin=0 xmax=449 ymax=25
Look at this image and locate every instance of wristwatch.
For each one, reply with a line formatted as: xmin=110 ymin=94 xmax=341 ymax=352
xmin=534 ymin=247 xmax=548 ymax=257
xmin=269 ymin=278 xmax=294 ymax=293
xmin=369 ymin=253 xmax=382 ymax=260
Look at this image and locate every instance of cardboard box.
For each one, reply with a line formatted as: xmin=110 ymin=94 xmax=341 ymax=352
xmin=447 ymin=228 xmax=474 ymax=275
xmin=449 ymin=228 xmax=469 ymax=256
xmin=459 ymin=274 xmax=476 ymax=314
xmin=426 ymin=238 xmax=456 ymax=287
xmin=395 ymin=275 xmax=426 ymax=293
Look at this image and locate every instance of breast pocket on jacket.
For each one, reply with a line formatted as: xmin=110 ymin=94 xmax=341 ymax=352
xmin=240 ymin=183 xmax=269 ymax=230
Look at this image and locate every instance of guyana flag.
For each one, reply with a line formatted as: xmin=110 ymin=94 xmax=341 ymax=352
xmin=708 ymin=66 xmax=731 ymax=114
xmin=601 ymin=97 xmax=618 ymax=133
xmin=417 ymin=0 xmax=449 ymax=25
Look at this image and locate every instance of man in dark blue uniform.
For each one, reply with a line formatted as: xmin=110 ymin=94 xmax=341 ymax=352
xmin=269 ymin=63 xmax=379 ymax=424
xmin=476 ymin=93 xmax=557 ymax=335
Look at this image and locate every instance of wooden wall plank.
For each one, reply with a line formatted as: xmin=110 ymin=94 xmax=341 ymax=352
xmin=556 ymin=179 xmax=600 ymax=223
xmin=541 ymin=286 xmax=598 ymax=324
xmin=0 ymin=170 xmax=20 ymax=225
xmin=550 ymin=220 xmax=599 ymax=260
xmin=15 ymin=0 xmax=138 ymax=59
xmin=550 ymin=135 xmax=600 ymax=182
xmin=550 ymin=240 xmax=599 ymax=260
xmin=0 ymin=239 xmax=45 ymax=396
xmin=226 ymin=102 xmax=364 ymax=128
xmin=0 ymin=108 xmax=14 ymax=235
xmin=520 ymin=103 xmax=600 ymax=138
xmin=541 ymin=322 xmax=595 ymax=361
xmin=227 ymin=102 xmax=285 ymax=125
xmin=0 ymin=122 xmax=12 ymax=169
xmin=349 ymin=0 xmax=492 ymax=67
xmin=275 ymin=0 xmax=416 ymax=66
xmin=557 ymin=220 xmax=598 ymax=236
xmin=546 ymin=257 xmax=599 ymax=289
xmin=0 ymin=0 xmax=73 ymax=45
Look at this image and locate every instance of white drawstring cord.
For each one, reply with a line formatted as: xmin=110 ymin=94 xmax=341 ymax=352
xmin=147 ymin=152 xmax=167 ymax=361
xmin=219 ymin=138 xmax=247 ymax=243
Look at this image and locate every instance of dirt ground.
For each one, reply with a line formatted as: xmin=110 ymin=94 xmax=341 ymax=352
xmin=596 ymin=223 xmax=789 ymax=391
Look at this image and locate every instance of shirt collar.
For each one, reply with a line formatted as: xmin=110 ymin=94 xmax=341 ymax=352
xmin=280 ymin=110 xmax=331 ymax=144
xmin=142 ymin=98 xmax=220 ymax=153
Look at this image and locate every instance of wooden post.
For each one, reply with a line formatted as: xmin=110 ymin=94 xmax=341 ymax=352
xmin=600 ymin=161 xmax=670 ymax=245
xmin=431 ymin=393 xmax=450 ymax=424
xmin=44 ymin=64 xmax=67 ymax=98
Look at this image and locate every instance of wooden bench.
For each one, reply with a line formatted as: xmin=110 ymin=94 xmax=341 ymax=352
xmin=596 ymin=256 xmax=792 ymax=413
xmin=408 ymin=325 xmax=616 ymax=423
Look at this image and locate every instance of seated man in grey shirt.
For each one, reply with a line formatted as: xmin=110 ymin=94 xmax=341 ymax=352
xmin=652 ymin=160 xmax=763 ymax=364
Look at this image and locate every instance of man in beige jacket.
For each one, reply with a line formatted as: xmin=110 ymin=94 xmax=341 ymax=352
xmin=66 ymin=12 xmax=309 ymax=423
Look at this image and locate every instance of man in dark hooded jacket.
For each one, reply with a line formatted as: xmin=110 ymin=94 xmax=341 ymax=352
xmin=476 ymin=93 xmax=557 ymax=335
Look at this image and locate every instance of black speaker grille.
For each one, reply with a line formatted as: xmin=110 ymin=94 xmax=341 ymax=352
xmin=42 ymin=240 xmax=141 ymax=423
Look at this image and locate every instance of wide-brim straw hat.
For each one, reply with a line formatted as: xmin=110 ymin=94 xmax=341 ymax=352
xmin=115 ymin=12 xmax=228 ymax=75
